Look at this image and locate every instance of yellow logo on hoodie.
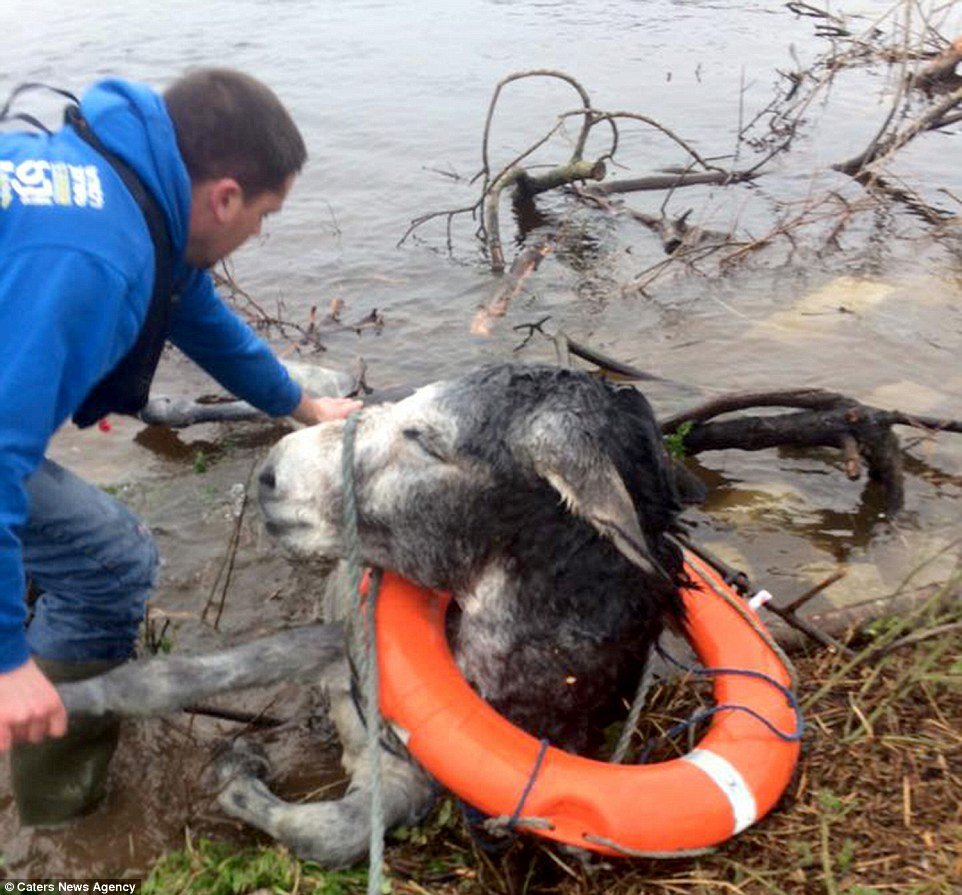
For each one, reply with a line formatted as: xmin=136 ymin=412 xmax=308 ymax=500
xmin=0 ymin=159 xmax=104 ymax=210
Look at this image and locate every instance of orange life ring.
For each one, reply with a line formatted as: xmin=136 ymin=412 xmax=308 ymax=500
xmin=376 ymin=551 xmax=801 ymax=856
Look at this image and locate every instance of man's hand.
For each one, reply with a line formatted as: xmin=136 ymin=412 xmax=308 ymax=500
xmin=0 ymin=658 xmax=68 ymax=752
xmin=290 ymin=393 xmax=363 ymax=426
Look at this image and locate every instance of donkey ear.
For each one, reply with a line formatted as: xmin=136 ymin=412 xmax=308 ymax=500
xmin=514 ymin=413 xmax=665 ymax=579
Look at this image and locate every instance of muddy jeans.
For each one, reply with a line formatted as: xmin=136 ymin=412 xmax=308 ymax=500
xmin=20 ymin=459 xmax=158 ymax=663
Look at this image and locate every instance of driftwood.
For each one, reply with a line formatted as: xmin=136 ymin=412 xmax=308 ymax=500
xmin=140 ymin=396 xmax=266 ymax=428
xmin=585 ymin=170 xmax=758 ymax=195
xmin=661 ymin=389 xmax=962 ymax=515
xmin=789 ymin=581 xmax=959 ymax=653
xmin=400 ymin=14 xmax=962 ymax=333
xmin=910 ymin=37 xmax=962 ymax=91
xmin=470 ymin=242 xmax=552 ymax=335
xmin=399 ymin=69 xmax=755 ymax=278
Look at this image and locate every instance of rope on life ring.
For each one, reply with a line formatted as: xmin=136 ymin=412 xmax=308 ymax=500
xmin=375 ymin=553 xmax=803 ymax=856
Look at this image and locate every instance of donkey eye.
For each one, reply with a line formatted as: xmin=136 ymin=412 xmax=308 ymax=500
xmin=402 ymin=427 xmax=448 ymax=462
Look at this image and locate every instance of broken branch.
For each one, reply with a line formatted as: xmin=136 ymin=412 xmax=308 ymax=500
xmin=471 ymin=242 xmax=552 ymax=335
xmin=661 ymin=390 xmax=961 ymax=515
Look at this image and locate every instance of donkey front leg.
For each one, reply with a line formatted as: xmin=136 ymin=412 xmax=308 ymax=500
xmin=214 ymin=655 xmax=434 ymax=868
xmin=214 ymin=735 xmax=434 ymax=868
xmin=56 ymin=624 xmax=345 ymax=718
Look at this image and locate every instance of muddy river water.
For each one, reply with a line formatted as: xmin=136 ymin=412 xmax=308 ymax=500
xmin=1 ymin=0 xmax=960 ymax=878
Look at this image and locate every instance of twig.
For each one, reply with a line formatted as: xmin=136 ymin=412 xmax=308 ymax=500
xmin=764 ymin=572 xmax=855 ymax=658
xmin=201 ymin=458 xmax=258 ymax=630
xmin=215 ymin=262 xmax=327 ymax=352
xmin=510 ymin=316 xmax=695 ymax=387
xmin=871 ymin=620 xmax=962 ymax=657
xmin=834 ymin=84 xmax=962 ymax=176
xmin=183 ymin=703 xmax=285 ymax=729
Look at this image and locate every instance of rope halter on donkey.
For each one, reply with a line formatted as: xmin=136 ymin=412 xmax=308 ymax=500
xmin=341 ymin=411 xmax=386 ymax=895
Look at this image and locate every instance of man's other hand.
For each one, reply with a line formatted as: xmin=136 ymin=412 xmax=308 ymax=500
xmin=0 ymin=658 xmax=68 ymax=752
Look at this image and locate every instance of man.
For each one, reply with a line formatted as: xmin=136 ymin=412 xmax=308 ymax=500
xmin=0 ymin=69 xmax=361 ymax=823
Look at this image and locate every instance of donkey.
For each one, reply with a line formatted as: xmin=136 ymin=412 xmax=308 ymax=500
xmin=59 ymin=363 xmax=685 ymax=866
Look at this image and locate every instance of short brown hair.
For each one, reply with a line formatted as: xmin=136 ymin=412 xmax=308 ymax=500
xmin=164 ymin=68 xmax=307 ymax=197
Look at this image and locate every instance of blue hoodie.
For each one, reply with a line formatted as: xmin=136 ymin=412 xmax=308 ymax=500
xmin=0 ymin=80 xmax=303 ymax=672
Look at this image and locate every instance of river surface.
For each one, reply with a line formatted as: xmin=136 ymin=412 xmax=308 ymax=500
xmin=1 ymin=0 xmax=960 ymax=879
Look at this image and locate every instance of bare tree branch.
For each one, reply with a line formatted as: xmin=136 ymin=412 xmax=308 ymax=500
xmin=834 ymin=84 xmax=962 ymax=176
xmin=660 ymin=389 xmax=962 ymax=515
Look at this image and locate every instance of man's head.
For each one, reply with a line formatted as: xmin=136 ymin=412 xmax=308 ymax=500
xmin=164 ymin=68 xmax=307 ymax=268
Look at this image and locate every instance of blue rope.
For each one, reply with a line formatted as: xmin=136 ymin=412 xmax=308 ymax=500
xmin=507 ymin=738 xmax=551 ymax=830
xmin=637 ymin=643 xmax=805 ymax=764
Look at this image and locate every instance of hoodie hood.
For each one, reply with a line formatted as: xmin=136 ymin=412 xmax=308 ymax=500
xmin=80 ymin=79 xmax=190 ymax=257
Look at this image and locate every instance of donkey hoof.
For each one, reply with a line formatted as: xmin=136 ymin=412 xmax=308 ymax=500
xmin=212 ymin=737 xmax=271 ymax=785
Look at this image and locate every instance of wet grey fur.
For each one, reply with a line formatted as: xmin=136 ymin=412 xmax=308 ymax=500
xmin=58 ymin=625 xmax=344 ymax=717
xmin=60 ymin=363 xmax=684 ymax=867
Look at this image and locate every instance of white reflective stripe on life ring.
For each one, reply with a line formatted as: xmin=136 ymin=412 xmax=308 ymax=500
xmin=682 ymin=748 xmax=758 ymax=834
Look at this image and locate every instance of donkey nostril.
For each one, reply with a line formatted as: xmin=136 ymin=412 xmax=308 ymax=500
xmin=258 ymin=464 xmax=276 ymax=491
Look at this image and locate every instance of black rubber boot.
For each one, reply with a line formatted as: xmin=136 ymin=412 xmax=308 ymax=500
xmin=11 ymin=656 xmax=123 ymax=826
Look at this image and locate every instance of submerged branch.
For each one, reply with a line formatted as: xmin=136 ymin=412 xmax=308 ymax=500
xmin=471 ymin=242 xmax=552 ymax=334
xmin=662 ymin=390 xmax=962 ymax=515
xmin=586 ymin=169 xmax=758 ymax=195
xmin=910 ymin=36 xmax=962 ymax=91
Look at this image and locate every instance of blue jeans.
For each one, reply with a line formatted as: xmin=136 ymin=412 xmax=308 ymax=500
xmin=20 ymin=459 xmax=158 ymax=663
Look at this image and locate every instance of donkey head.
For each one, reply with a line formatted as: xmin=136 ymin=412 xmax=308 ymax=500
xmin=257 ymin=364 xmax=680 ymax=593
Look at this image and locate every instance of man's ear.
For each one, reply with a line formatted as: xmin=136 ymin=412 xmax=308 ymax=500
xmin=206 ymin=177 xmax=244 ymax=224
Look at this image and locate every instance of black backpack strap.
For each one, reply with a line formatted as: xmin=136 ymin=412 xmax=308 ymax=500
xmin=64 ymin=104 xmax=176 ymax=428
xmin=0 ymin=83 xmax=81 ymax=132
